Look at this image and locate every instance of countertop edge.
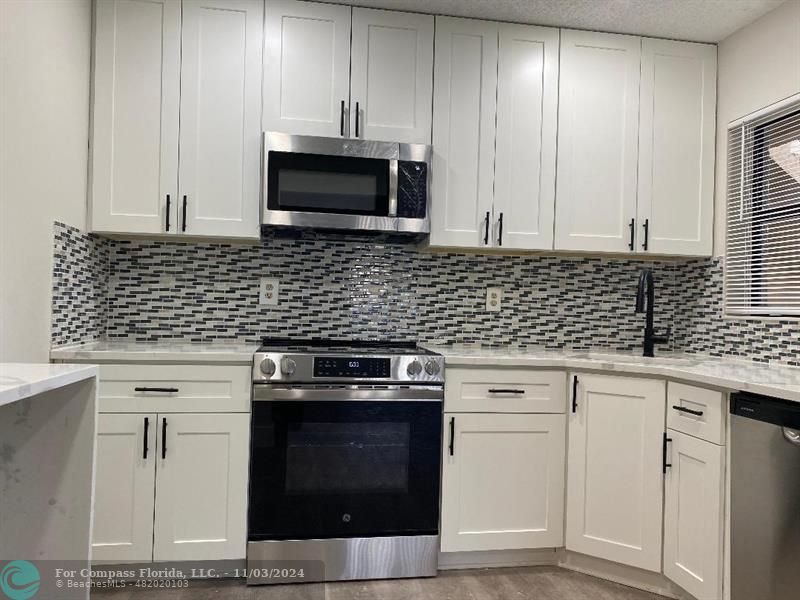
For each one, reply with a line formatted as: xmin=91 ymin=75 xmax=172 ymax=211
xmin=0 ymin=364 xmax=98 ymax=407
xmin=50 ymin=345 xmax=257 ymax=365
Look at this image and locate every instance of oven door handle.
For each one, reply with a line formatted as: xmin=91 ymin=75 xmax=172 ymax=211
xmin=253 ymin=386 xmax=444 ymax=402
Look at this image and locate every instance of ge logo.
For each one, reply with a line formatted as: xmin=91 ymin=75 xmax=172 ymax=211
xmin=0 ymin=561 xmax=40 ymax=600
xmin=342 ymin=513 xmax=351 ymax=523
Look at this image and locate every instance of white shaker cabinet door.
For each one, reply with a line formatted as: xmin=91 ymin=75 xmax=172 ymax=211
xmin=430 ymin=17 xmax=498 ymax=249
xmin=350 ymin=8 xmax=434 ymax=144
xmin=493 ymin=24 xmax=559 ymax=250
xmin=263 ymin=0 xmax=352 ymax=137
xmin=153 ymin=413 xmax=250 ymax=561
xmin=555 ymin=30 xmax=641 ymax=253
xmin=178 ymin=0 xmax=263 ymax=239
xmin=664 ymin=430 xmax=725 ymax=600
xmin=90 ymin=0 xmax=180 ymax=235
xmin=566 ymin=373 xmax=666 ymax=572
xmin=441 ymin=413 xmax=566 ymax=552
xmin=92 ymin=413 xmax=157 ymax=564
xmin=637 ymin=39 xmax=716 ymax=257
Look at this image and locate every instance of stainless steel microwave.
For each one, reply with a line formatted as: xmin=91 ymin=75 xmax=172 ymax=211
xmin=263 ymin=132 xmax=431 ymax=234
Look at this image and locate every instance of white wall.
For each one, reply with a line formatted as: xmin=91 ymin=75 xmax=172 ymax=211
xmin=0 ymin=0 xmax=92 ymax=362
xmin=713 ymin=0 xmax=800 ymax=256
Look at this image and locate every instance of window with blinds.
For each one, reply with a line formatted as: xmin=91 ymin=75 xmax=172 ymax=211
xmin=726 ymin=105 xmax=800 ymax=316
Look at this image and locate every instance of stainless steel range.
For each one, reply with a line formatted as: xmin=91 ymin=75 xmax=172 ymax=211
xmin=247 ymin=338 xmax=444 ymax=585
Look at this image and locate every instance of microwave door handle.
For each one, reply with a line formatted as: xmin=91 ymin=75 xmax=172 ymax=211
xmin=388 ymin=159 xmax=398 ymax=217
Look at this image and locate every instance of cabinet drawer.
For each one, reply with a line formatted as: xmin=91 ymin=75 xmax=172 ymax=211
xmin=445 ymin=368 xmax=566 ymax=413
xmin=667 ymin=382 xmax=725 ymax=445
xmin=98 ymin=364 xmax=251 ymax=413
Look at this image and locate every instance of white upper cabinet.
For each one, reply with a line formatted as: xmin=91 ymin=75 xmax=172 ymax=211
xmin=263 ymin=0 xmax=351 ymax=137
xmin=637 ymin=39 xmax=717 ymax=256
xmin=493 ymin=24 xmax=559 ymax=250
xmin=90 ymin=0 xmax=180 ymax=235
xmin=566 ymin=373 xmax=666 ymax=572
xmin=555 ymin=30 xmax=642 ymax=253
xmin=178 ymin=0 xmax=263 ymax=239
xmin=430 ymin=17 xmax=499 ymax=248
xmin=350 ymin=8 xmax=434 ymax=144
xmin=663 ymin=430 xmax=725 ymax=600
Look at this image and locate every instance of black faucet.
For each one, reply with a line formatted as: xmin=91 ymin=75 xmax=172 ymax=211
xmin=635 ymin=269 xmax=670 ymax=357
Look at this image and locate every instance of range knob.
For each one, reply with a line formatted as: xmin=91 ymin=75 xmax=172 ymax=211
xmin=407 ymin=360 xmax=422 ymax=377
xmin=281 ymin=357 xmax=297 ymax=376
xmin=424 ymin=360 xmax=440 ymax=376
xmin=259 ymin=358 xmax=276 ymax=376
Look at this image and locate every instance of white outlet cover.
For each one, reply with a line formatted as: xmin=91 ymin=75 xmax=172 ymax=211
xmin=259 ymin=278 xmax=279 ymax=306
xmin=486 ymin=287 xmax=502 ymax=312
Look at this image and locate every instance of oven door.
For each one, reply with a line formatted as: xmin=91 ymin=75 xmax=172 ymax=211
xmin=249 ymin=385 xmax=443 ymax=541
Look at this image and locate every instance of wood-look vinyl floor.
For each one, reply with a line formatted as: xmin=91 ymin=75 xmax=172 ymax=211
xmin=92 ymin=566 xmax=667 ymax=600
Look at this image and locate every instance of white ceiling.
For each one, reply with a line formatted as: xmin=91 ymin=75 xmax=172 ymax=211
xmin=324 ymin=0 xmax=787 ymax=42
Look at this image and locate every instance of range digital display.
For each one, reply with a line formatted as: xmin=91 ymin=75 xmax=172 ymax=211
xmin=313 ymin=357 xmax=391 ymax=378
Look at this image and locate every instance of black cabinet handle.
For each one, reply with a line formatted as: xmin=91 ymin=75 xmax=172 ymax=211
xmin=340 ymin=100 xmax=345 ymax=136
xmin=182 ymin=195 xmax=187 ymax=232
xmin=488 ymin=388 xmax=525 ymax=394
xmin=662 ymin=433 xmax=672 ymax=473
xmin=572 ymin=375 xmax=579 ymax=413
xmin=483 ymin=211 xmax=490 ymax=245
xmin=134 ymin=387 xmax=179 ymax=393
xmin=672 ymin=405 xmax=704 ymax=417
xmin=165 ymin=194 xmax=171 ymax=231
xmin=448 ymin=417 xmax=455 ymax=456
xmin=642 ymin=218 xmax=649 ymax=251
xmin=355 ymin=102 xmax=360 ymax=138
xmin=628 ymin=218 xmax=635 ymax=251
xmin=143 ymin=417 xmax=149 ymax=460
xmin=498 ymin=212 xmax=504 ymax=246
xmin=162 ymin=417 xmax=168 ymax=459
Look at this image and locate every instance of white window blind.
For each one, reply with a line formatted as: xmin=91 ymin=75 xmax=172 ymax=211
xmin=726 ymin=104 xmax=800 ymax=316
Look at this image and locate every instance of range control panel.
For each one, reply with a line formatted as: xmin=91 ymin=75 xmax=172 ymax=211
xmin=313 ymin=357 xmax=391 ymax=379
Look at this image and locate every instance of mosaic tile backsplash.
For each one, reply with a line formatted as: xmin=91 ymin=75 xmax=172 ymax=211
xmin=50 ymin=222 xmax=800 ymax=365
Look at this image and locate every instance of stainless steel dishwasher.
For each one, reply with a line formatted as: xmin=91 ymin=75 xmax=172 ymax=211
xmin=731 ymin=392 xmax=800 ymax=600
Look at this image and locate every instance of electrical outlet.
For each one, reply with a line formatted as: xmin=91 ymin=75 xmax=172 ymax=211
xmin=259 ymin=278 xmax=279 ymax=306
xmin=486 ymin=287 xmax=502 ymax=312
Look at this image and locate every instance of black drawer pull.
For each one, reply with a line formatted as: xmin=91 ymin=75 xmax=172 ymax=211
xmin=143 ymin=417 xmax=149 ymax=460
xmin=162 ymin=417 xmax=168 ymax=459
xmin=165 ymin=194 xmax=171 ymax=231
xmin=628 ymin=218 xmax=635 ymax=251
xmin=182 ymin=195 xmax=188 ymax=232
xmin=340 ymin=100 xmax=345 ymax=136
xmin=449 ymin=417 xmax=455 ymax=457
xmin=134 ymin=387 xmax=179 ymax=393
xmin=572 ymin=375 xmax=579 ymax=413
xmin=672 ymin=405 xmax=704 ymax=417
xmin=663 ymin=433 xmax=672 ymax=473
xmin=488 ymin=388 xmax=525 ymax=394
xmin=483 ymin=211 xmax=490 ymax=245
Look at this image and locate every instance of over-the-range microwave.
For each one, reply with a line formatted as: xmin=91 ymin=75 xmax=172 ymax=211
xmin=262 ymin=132 xmax=431 ymax=234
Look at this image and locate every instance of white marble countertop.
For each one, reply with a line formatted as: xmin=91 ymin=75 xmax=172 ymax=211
xmin=50 ymin=340 xmax=258 ymax=364
xmin=0 ymin=363 xmax=98 ymax=407
xmin=423 ymin=345 xmax=800 ymax=404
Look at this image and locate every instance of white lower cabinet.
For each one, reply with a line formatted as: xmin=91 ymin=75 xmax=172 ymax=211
xmin=92 ymin=412 xmax=249 ymax=564
xmin=566 ymin=373 xmax=666 ymax=572
xmin=663 ymin=429 xmax=725 ymax=600
xmin=93 ymin=414 xmax=158 ymax=563
xmin=441 ymin=412 xmax=566 ymax=552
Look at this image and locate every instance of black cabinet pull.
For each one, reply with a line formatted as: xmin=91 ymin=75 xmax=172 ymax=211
xmin=642 ymin=218 xmax=650 ymax=251
xmin=182 ymin=195 xmax=187 ymax=232
xmin=497 ymin=212 xmax=504 ymax=246
xmin=165 ymin=194 xmax=171 ymax=231
xmin=143 ymin=417 xmax=149 ymax=460
xmin=628 ymin=218 xmax=635 ymax=251
xmin=162 ymin=417 xmax=168 ymax=459
xmin=134 ymin=387 xmax=179 ymax=393
xmin=662 ymin=433 xmax=672 ymax=473
xmin=340 ymin=100 xmax=345 ymax=136
xmin=488 ymin=388 xmax=525 ymax=394
xmin=449 ymin=417 xmax=455 ymax=456
xmin=483 ymin=211 xmax=490 ymax=245
xmin=672 ymin=405 xmax=704 ymax=417
xmin=355 ymin=101 xmax=360 ymax=138
xmin=572 ymin=375 xmax=579 ymax=413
